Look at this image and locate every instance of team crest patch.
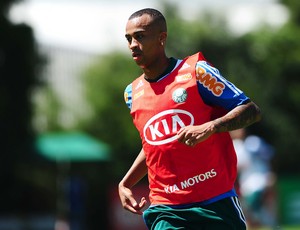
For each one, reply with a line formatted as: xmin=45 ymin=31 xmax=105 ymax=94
xmin=172 ymin=88 xmax=187 ymax=103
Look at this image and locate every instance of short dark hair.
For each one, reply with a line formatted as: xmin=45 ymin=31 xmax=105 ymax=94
xmin=128 ymin=8 xmax=167 ymax=32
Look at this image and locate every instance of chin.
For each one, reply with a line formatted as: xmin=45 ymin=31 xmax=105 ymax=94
xmin=136 ymin=62 xmax=146 ymax=68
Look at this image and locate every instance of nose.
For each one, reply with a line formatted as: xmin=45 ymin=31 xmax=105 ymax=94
xmin=129 ymin=38 xmax=138 ymax=49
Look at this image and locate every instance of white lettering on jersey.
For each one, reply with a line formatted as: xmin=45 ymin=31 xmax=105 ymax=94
xmin=181 ymin=169 xmax=217 ymax=189
xmin=163 ymin=169 xmax=217 ymax=194
xmin=164 ymin=184 xmax=180 ymax=194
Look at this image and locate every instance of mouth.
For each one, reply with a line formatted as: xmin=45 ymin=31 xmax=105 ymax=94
xmin=132 ymin=52 xmax=142 ymax=61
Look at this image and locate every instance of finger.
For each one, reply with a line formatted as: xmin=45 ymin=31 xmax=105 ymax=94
xmin=177 ymin=127 xmax=185 ymax=135
xmin=134 ymin=197 xmax=147 ymax=211
xmin=124 ymin=197 xmax=147 ymax=215
xmin=138 ymin=197 xmax=147 ymax=208
xmin=177 ymin=130 xmax=192 ymax=143
xmin=177 ymin=131 xmax=186 ymax=142
xmin=126 ymin=196 xmax=139 ymax=209
xmin=185 ymin=139 xmax=192 ymax=146
xmin=140 ymin=197 xmax=147 ymax=213
xmin=127 ymin=197 xmax=147 ymax=215
xmin=124 ymin=204 xmax=143 ymax=215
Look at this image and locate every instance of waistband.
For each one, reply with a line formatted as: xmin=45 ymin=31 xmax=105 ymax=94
xmin=150 ymin=188 xmax=237 ymax=209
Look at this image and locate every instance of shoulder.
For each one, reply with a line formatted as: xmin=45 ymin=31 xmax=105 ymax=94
xmin=124 ymin=74 xmax=145 ymax=110
xmin=124 ymin=83 xmax=133 ymax=110
xmin=124 ymin=83 xmax=132 ymax=96
xmin=196 ymin=60 xmax=220 ymax=76
xmin=194 ymin=58 xmax=249 ymax=110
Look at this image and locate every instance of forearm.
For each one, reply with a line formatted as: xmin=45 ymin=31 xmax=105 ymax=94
xmin=119 ymin=149 xmax=148 ymax=189
xmin=213 ymin=101 xmax=261 ymax=133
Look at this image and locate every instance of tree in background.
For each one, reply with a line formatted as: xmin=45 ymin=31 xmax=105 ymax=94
xmin=271 ymin=0 xmax=300 ymax=173
xmin=81 ymin=53 xmax=142 ymax=176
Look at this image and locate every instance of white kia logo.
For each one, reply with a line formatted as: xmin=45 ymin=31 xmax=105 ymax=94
xmin=143 ymin=109 xmax=194 ymax=145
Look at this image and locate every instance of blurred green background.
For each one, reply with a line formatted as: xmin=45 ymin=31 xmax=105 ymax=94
xmin=0 ymin=0 xmax=299 ymax=229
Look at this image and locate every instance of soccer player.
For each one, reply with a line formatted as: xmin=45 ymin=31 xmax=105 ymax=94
xmin=118 ymin=8 xmax=261 ymax=230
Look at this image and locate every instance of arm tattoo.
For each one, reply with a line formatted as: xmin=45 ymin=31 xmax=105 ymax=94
xmin=213 ymin=101 xmax=261 ymax=133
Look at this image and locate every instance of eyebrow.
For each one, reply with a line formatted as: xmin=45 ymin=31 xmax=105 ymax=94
xmin=125 ymin=30 xmax=145 ymax=38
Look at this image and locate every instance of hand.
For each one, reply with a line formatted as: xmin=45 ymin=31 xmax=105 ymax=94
xmin=177 ymin=121 xmax=216 ymax=147
xmin=118 ymin=183 xmax=147 ymax=215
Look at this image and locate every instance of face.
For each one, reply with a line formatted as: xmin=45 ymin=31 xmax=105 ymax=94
xmin=125 ymin=14 xmax=165 ymax=68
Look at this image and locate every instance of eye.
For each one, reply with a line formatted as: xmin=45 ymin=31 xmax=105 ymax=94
xmin=136 ymin=34 xmax=144 ymax=40
xmin=125 ymin=35 xmax=132 ymax=43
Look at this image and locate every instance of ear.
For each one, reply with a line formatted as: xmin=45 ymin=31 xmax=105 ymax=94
xmin=159 ymin=32 xmax=167 ymax=45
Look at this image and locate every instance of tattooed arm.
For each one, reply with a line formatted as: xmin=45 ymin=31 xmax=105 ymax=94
xmin=213 ymin=101 xmax=261 ymax=133
xmin=177 ymin=101 xmax=261 ymax=146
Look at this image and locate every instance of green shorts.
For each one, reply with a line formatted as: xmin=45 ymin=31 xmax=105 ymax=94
xmin=143 ymin=197 xmax=246 ymax=230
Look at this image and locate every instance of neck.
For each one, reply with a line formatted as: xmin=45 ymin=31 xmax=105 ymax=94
xmin=142 ymin=55 xmax=170 ymax=81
